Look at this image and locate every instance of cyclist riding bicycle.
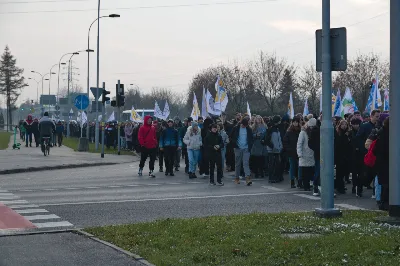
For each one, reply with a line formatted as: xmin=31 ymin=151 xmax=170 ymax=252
xmin=39 ymin=112 xmax=56 ymax=152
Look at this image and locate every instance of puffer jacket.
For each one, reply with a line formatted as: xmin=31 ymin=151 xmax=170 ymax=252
xmin=297 ymin=128 xmax=315 ymax=167
xmin=266 ymin=126 xmax=283 ymax=154
xmin=183 ymin=126 xmax=202 ymax=150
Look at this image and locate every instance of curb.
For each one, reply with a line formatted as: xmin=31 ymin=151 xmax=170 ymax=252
xmin=0 ymin=228 xmax=74 ymax=237
xmin=0 ymin=162 xmax=119 ymax=175
xmin=74 ymin=229 xmax=156 ymax=266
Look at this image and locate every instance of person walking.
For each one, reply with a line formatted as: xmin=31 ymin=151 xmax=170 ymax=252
xmin=349 ymin=118 xmax=364 ymax=197
xmin=23 ymin=114 xmax=34 ymax=147
xmin=374 ymin=116 xmax=389 ymax=210
xmin=250 ymin=115 xmax=267 ymax=179
xmin=205 ymin=124 xmax=224 ymax=186
xmin=218 ymin=123 xmax=229 ymax=175
xmin=283 ymin=116 xmax=301 ymax=188
xmin=124 ymin=122 xmax=134 ymax=150
xmin=334 ymin=120 xmax=351 ymax=194
xmin=183 ymin=122 xmax=202 ymax=179
xmin=180 ymin=118 xmax=189 ymax=174
xmin=138 ymin=115 xmax=158 ymax=178
xmin=230 ymin=117 xmax=253 ymax=186
xmin=265 ymin=115 xmax=284 ymax=183
xmin=55 ymin=120 xmax=64 ymax=147
xmin=159 ymin=119 xmax=182 ymax=176
xmin=296 ymin=118 xmax=316 ymax=191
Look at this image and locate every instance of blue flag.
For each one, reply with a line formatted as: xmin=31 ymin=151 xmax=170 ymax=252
xmin=333 ymin=89 xmax=342 ymax=117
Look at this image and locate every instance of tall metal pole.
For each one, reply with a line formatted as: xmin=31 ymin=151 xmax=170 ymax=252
xmin=95 ymin=0 xmax=101 ymax=150
xmin=49 ymin=64 xmax=57 ymax=112
xmin=315 ymin=0 xmax=341 ymax=218
xmin=117 ymin=80 xmax=121 ymax=155
xmin=389 ymin=0 xmax=400 ymax=218
xmin=101 ymin=82 xmax=106 ymax=158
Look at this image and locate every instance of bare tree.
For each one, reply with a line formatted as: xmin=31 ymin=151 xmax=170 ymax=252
xmin=249 ymin=51 xmax=291 ymax=114
xmin=333 ymin=53 xmax=389 ymax=112
xmin=297 ymin=63 xmax=322 ymax=114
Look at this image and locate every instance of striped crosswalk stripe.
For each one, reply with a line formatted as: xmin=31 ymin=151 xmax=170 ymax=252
xmin=25 ymin=214 xmax=60 ymax=221
xmin=15 ymin=209 xmax=49 ymax=214
xmin=33 ymin=221 xmax=73 ymax=228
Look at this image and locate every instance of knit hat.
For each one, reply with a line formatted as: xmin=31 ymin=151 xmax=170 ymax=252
xmin=272 ymin=115 xmax=281 ymax=125
xmin=307 ymin=118 xmax=317 ymax=127
xmin=191 ymin=121 xmax=198 ymax=127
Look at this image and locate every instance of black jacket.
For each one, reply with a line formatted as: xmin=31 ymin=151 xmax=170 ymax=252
xmin=374 ymin=127 xmax=389 ymax=185
xmin=349 ymin=128 xmax=364 ymax=167
xmin=334 ymin=132 xmax=351 ymax=163
xmin=204 ymin=131 xmax=223 ymax=161
xmin=229 ymin=125 xmax=253 ymax=152
xmin=308 ymin=126 xmax=320 ymax=162
xmin=283 ymin=129 xmax=300 ymax=158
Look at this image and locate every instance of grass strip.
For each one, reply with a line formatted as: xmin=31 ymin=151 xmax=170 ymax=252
xmin=86 ymin=211 xmax=400 ymax=266
xmin=0 ymin=132 xmax=12 ymax=150
xmin=63 ymin=137 xmax=134 ymax=156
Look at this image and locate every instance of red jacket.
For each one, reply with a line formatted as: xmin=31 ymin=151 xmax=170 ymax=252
xmin=138 ymin=115 xmax=157 ymax=149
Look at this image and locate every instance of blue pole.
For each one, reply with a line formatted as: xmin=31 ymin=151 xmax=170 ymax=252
xmin=315 ymin=0 xmax=341 ymax=218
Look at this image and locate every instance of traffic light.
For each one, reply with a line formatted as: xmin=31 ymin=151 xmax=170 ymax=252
xmin=115 ymin=83 xmax=125 ymax=107
xmin=102 ymin=88 xmax=110 ymax=104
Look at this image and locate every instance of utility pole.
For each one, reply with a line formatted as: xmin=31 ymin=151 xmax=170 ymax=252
xmin=95 ymin=0 xmax=101 ymax=150
xmin=101 ymin=82 xmax=106 ymax=158
xmin=116 ymin=80 xmax=121 ymax=155
xmin=315 ymin=0 xmax=341 ymax=218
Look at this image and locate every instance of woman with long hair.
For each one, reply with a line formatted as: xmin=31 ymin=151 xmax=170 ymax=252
xmin=334 ymin=120 xmax=351 ymax=194
xmin=297 ymin=118 xmax=316 ymax=191
xmin=283 ymin=116 xmax=301 ymax=188
xmin=250 ymin=115 xmax=267 ymax=178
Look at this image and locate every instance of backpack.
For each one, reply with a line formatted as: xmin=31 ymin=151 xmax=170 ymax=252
xmin=364 ymin=139 xmax=377 ymax=167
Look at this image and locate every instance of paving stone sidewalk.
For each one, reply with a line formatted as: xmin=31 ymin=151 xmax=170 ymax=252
xmin=0 ymin=135 xmax=136 ymax=174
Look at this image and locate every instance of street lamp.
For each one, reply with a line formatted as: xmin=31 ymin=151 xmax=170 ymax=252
xmin=57 ymin=52 xmax=80 ymax=101
xmin=31 ymin=70 xmax=44 ymax=97
xmin=48 ymin=64 xmax=58 ymax=111
xmin=28 ymin=77 xmax=40 ymax=103
xmin=87 ymin=13 xmax=120 ymax=148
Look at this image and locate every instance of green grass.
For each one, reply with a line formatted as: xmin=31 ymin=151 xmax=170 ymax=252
xmin=63 ymin=137 xmax=134 ymax=156
xmin=0 ymin=132 xmax=12 ymax=150
xmin=86 ymin=211 xmax=400 ymax=266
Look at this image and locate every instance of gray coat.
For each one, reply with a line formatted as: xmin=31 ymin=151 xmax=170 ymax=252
xmin=267 ymin=126 xmax=283 ymax=154
xmin=296 ymin=129 xmax=315 ymax=167
xmin=251 ymin=125 xmax=267 ymax=156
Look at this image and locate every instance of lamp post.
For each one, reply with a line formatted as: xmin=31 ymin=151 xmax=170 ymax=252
xmin=57 ymin=52 xmax=79 ymax=102
xmin=48 ymin=64 xmax=58 ymax=112
xmin=66 ymin=52 xmax=80 ymax=137
xmin=88 ymin=12 xmax=120 ymax=150
xmin=30 ymin=71 xmax=43 ymax=103
xmin=28 ymin=77 xmax=40 ymax=104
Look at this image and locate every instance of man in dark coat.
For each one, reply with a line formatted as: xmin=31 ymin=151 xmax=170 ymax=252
xmin=204 ymin=124 xmax=224 ymax=186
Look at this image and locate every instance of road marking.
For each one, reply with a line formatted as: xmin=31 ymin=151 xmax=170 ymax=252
xmin=8 ymin=204 xmax=40 ymax=209
xmin=64 ymin=188 xmax=79 ymax=190
xmin=108 ymin=186 xmax=121 ymax=188
xmin=188 ymin=181 xmax=203 ymax=184
xmin=126 ymin=184 xmax=140 ymax=187
xmin=39 ymin=191 xmax=307 ymax=206
xmin=147 ymin=184 xmax=160 ymax=186
xmin=33 ymin=221 xmax=73 ymax=228
xmin=18 ymin=190 xmax=34 ymax=192
xmin=168 ymin=183 xmax=181 ymax=185
xmin=0 ymin=196 xmax=19 ymax=200
xmin=42 ymin=189 xmax=57 ymax=191
xmin=335 ymin=204 xmax=367 ymax=210
xmin=0 ymin=193 xmax=14 ymax=196
xmin=25 ymin=214 xmax=60 ymax=221
xmin=294 ymin=194 xmax=320 ymax=200
xmin=86 ymin=187 xmax=100 ymax=189
xmin=261 ymin=186 xmax=283 ymax=192
xmin=0 ymin=190 xmax=9 ymax=193
xmin=0 ymin=200 xmax=28 ymax=205
xmin=15 ymin=209 xmax=49 ymax=214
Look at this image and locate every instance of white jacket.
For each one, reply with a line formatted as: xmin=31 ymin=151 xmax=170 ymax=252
xmin=297 ymin=129 xmax=315 ymax=167
xmin=183 ymin=126 xmax=202 ymax=150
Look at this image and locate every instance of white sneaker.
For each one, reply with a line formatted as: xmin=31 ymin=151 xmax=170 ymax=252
xmin=371 ymin=195 xmax=376 ymax=199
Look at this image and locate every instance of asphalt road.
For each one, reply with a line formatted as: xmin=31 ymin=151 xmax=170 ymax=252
xmin=0 ymin=161 xmax=379 ymax=230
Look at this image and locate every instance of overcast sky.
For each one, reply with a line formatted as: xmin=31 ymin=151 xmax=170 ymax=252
xmin=0 ymin=0 xmax=389 ymax=106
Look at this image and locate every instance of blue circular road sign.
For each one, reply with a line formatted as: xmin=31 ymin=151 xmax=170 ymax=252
xmin=74 ymin=95 xmax=89 ymax=110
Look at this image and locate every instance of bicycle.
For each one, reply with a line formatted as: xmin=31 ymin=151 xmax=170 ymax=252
xmin=42 ymin=137 xmax=51 ymax=156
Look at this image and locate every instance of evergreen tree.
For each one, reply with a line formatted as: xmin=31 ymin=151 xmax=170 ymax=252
xmin=0 ymin=46 xmax=25 ymax=130
xmin=0 ymin=111 xmax=4 ymax=129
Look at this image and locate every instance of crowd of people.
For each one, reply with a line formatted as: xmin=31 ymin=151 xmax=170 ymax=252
xmin=18 ymin=108 xmax=391 ymax=211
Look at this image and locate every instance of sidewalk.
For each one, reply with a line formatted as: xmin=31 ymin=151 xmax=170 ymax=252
xmin=0 ymin=135 xmax=137 ymax=174
xmin=0 ymin=232 xmax=145 ymax=266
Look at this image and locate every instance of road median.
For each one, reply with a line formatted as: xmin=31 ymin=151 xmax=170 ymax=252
xmin=85 ymin=211 xmax=399 ymax=266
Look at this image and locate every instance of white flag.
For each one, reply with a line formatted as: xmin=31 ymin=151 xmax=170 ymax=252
xmin=81 ymin=111 xmax=87 ymax=125
xmin=215 ymin=76 xmax=228 ymax=112
xmin=130 ymin=106 xmax=143 ymax=122
xmin=191 ymin=93 xmax=200 ymax=121
xmin=376 ymin=74 xmax=382 ymax=107
xmin=287 ymin=92 xmax=294 ymax=119
xmin=163 ymin=101 xmax=170 ymax=119
xmin=98 ymin=115 xmax=102 ymax=121
xmin=107 ymin=111 xmax=115 ymax=122
xmin=154 ymin=101 xmax=164 ymax=119
xmin=77 ymin=111 xmax=81 ymax=122
xmin=206 ymin=89 xmax=219 ymax=116
xmin=201 ymin=86 xmax=207 ymax=118
xmin=303 ymin=98 xmax=309 ymax=117
xmin=246 ymin=102 xmax=251 ymax=119
xmin=214 ymin=76 xmax=222 ymax=114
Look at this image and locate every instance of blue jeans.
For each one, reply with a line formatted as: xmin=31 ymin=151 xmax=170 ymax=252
xmin=25 ymin=132 xmax=32 ymax=146
xmin=313 ymin=160 xmax=320 ymax=187
xmin=188 ymin=149 xmax=200 ymax=173
xmin=375 ymin=176 xmax=381 ymax=201
xmin=221 ymin=147 xmax=226 ymax=170
xmin=288 ymin=157 xmax=299 ymax=181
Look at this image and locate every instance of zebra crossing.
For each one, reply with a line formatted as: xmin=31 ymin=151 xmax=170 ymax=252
xmin=0 ymin=190 xmax=73 ymax=233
